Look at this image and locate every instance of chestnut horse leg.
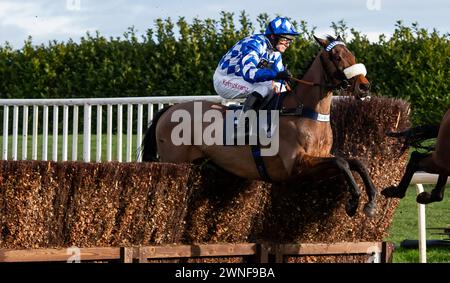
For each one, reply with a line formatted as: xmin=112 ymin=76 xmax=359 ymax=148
xmin=381 ymin=151 xmax=431 ymax=198
xmin=346 ymin=158 xmax=377 ymax=217
xmin=296 ymin=155 xmax=365 ymax=217
xmin=416 ymin=174 xmax=448 ymax=204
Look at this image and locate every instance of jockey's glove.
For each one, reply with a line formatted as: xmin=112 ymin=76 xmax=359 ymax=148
xmin=274 ymin=69 xmax=292 ymax=81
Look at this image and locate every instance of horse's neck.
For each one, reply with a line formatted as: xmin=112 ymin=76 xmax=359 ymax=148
xmin=292 ymin=54 xmax=333 ymax=114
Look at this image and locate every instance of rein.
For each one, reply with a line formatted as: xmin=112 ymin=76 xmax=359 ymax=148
xmin=289 ymin=76 xmax=334 ymax=89
xmin=281 ymin=55 xmax=338 ymax=119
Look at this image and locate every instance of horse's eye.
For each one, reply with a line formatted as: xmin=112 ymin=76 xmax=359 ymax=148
xmin=331 ymin=49 xmax=342 ymax=62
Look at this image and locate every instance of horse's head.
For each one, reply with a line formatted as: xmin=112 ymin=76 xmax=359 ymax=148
xmin=314 ymin=35 xmax=370 ymax=99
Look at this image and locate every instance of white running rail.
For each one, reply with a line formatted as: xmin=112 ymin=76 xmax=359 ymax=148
xmin=0 ymin=96 xmax=235 ymax=162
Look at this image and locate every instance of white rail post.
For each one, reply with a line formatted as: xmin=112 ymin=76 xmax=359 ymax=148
xmin=12 ymin=105 xmax=18 ymax=161
xmin=96 ymin=105 xmax=102 ymax=162
xmin=148 ymin=103 xmax=153 ymax=126
xmin=32 ymin=106 xmax=39 ymax=160
xmin=42 ymin=105 xmax=49 ymax=161
xmin=52 ymin=105 xmax=59 ymax=161
xmin=137 ymin=104 xmax=143 ymax=162
xmin=126 ymin=104 xmax=133 ymax=162
xmin=83 ymin=104 xmax=91 ymax=162
xmin=416 ymin=183 xmax=427 ymax=263
xmin=117 ymin=104 xmax=123 ymax=162
xmin=106 ymin=104 xmax=112 ymax=162
xmin=2 ymin=106 xmax=9 ymax=160
xmin=62 ymin=105 xmax=69 ymax=161
xmin=72 ymin=106 xmax=79 ymax=161
xmin=22 ymin=105 xmax=29 ymax=160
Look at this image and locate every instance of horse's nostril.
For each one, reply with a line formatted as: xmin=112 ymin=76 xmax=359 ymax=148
xmin=359 ymin=83 xmax=370 ymax=92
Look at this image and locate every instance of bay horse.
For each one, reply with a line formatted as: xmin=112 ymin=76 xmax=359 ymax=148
xmin=142 ymin=35 xmax=377 ymax=217
xmin=382 ymin=108 xmax=450 ymax=204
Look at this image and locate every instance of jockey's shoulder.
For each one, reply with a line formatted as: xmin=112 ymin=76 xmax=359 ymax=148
xmin=240 ymin=34 xmax=270 ymax=51
xmin=250 ymin=34 xmax=268 ymax=43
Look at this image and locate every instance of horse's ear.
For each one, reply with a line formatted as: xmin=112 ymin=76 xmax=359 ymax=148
xmin=336 ymin=35 xmax=343 ymax=41
xmin=314 ymin=35 xmax=329 ymax=48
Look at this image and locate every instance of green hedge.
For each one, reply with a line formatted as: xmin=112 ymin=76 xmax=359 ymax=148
xmin=0 ymin=12 xmax=449 ymax=124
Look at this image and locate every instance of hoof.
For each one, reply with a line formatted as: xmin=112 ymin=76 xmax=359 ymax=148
xmin=363 ymin=202 xmax=377 ymax=217
xmin=416 ymin=192 xmax=434 ymax=204
xmin=381 ymin=186 xmax=405 ymax=199
xmin=345 ymin=199 xmax=359 ymax=217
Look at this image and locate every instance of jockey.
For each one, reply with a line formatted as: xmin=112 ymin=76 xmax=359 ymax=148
xmin=213 ymin=17 xmax=299 ymax=112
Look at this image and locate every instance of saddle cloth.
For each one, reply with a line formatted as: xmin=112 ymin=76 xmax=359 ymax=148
xmin=222 ymin=105 xmax=278 ymax=146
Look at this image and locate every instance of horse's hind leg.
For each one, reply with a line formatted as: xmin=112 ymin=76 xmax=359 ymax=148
xmin=381 ymin=151 xmax=430 ymax=198
xmin=416 ymin=174 xmax=448 ymax=204
xmin=347 ymin=158 xmax=377 ymax=217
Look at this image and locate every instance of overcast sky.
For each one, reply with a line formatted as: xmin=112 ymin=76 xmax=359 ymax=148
xmin=0 ymin=0 xmax=449 ymax=49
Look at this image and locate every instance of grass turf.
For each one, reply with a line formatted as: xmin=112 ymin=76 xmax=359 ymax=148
xmin=384 ymin=184 xmax=450 ymax=263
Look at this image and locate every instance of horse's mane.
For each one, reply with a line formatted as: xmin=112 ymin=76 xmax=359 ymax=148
xmin=296 ymin=35 xmax=337 ymax=78
xmin=297 ymin=55 xmax=317 ymax=79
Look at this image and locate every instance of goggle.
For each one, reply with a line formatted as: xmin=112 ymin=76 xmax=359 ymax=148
xmin=278 ymin=36 xmax=294 ymax=44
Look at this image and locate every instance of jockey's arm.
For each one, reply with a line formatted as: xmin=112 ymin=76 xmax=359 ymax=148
xmin=240 ymin=41 xmax=278 ymax=83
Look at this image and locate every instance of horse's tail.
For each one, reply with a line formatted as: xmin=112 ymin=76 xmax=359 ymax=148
xmin=141 ymin=106 xmax=172 ymax=162
xmin=386 ymin=123 xmax=440 ymax=153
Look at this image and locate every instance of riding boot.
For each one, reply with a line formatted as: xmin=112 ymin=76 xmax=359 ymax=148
xmin=259 ymin=93 xmax=275 ymax=111
xmin=238 ymin=92 xmax=263 ymax=138
xmin=242 ymin=91 xmax=263 ymax=112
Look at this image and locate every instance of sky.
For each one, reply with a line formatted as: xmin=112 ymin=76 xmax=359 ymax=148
xmin=0 ymin=0 xmax=449 ymax=49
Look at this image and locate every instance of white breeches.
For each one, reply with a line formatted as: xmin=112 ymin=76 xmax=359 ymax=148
xmin=213 ymin=70 xmax=285 ymax=99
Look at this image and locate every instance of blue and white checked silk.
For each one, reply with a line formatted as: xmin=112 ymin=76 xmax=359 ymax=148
xmin=216 ymin=34 xmax=285 ymax=83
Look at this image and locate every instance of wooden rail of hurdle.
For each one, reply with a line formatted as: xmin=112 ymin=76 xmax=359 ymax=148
xmin=0 ymin=242 xmax=394 ymax=263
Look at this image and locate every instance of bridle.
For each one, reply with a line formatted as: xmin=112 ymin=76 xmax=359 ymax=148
xmin=281 ymin=40 xmax=368 ymax=116
xmin=289 ymin=41 xmax=367 ymax=93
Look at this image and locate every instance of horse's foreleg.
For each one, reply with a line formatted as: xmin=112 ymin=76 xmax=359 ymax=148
xmin=346 ymin=158 xmax=377 ymax=217
xmin=417 ymin=174 xmax=448 ymax=204
xmin=296 ymin=156 xmax=361 ymax=217
xmin=381 ymin=151 xmax=430 ymax=199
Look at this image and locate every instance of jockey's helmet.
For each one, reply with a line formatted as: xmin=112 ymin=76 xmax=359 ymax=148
xmin=265 ymin=17 xmax=299 ymax=40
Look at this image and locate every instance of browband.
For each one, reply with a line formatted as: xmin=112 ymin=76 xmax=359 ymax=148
xmin=325 ymin=41 xmax=367 ymax=79
xmin=325 ymin=41 xmax=346 ymax=52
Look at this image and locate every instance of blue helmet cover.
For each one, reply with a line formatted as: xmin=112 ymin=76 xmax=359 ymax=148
xmin=265 ymin=17 xmax=299 ymax=37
